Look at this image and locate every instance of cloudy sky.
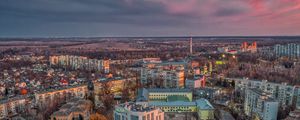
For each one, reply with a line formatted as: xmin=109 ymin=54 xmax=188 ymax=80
xmin=0 ymin=0 xmax=300 ymax=37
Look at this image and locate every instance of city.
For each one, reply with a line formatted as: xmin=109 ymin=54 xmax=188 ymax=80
xmin=1 ymin=0 xmax=300 ymax=120
xmin=0 ymin=37 xmax=299 ymax=120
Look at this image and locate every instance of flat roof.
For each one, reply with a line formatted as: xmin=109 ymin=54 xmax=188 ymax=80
xmin=195 ymin=98 xmax=214 ymax=110
xmin=167 ymin=95 xmax=190 ymax=102
xmin=149 ymin=101 xmax=196 ymax=106
xmin=147 ymin=88 xmax=192 ymax=93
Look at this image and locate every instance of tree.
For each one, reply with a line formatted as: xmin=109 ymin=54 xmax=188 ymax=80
xmin=98 ymin=81 xmax=114 ymax=110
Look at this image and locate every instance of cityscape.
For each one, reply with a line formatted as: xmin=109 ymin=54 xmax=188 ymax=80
xmin=1 ymin=1 xmax=300 ymax=120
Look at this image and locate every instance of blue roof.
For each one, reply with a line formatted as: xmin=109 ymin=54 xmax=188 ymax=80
xmin=195 ymin=98 xmax=214 ymax=110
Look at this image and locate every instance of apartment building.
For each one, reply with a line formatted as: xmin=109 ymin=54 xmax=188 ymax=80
xmin=244 ymin=88 xmax=278 ymax=120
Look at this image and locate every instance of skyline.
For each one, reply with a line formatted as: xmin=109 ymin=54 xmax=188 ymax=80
xmin=1 ymin=0 xmax=300 ymax=37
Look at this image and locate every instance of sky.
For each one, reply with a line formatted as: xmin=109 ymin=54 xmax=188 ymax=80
xmin=0 ymin=0 xmax=300 ymax=37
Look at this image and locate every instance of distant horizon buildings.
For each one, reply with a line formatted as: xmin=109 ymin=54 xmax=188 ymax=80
xmin=50 ymin=55 xmax=110 ymax=73
xmin=241 ymin=41 xmax=257 ymax=53
xmin=274 ymin=43 xmax=300 ymax=58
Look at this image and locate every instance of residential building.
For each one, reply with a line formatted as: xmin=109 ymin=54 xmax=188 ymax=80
xmin=141 ymin=88 xmax=193 ymax=102
xmin=114 ymin=102 xmax=164 ymax=120
xmin=50 ymin=55 xmax=110 ymax=73
xmin=137 ymin=88 xmax=214 ymax=120
xmin=274 ymin=43 xmax=300 ymax=58
xmin=232 ymin=78 xmax=296 ymax=107
xmin=0 ymin=96 xmax=26 ymax=119
xmin=244 ymin=88 xmax=278 ymax=120
xmin=93 ymin=77 xmax=136 ymax=106
xmin=141 ymin=61 xmax=186 ymax=88
xmin=50 ymin=98 xmax=93 ymax=120
xmin=35 ymin=85 xmax=87 ymax=105
xmin=185 ymin=75 xmax=206 ymax=89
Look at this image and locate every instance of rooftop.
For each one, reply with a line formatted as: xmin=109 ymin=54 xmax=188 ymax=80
xmin=167 ymin=95 xmax=190 ymax=102
xmin=149 ymin=101 xmax=197 ymax=106
xmin=51 ymin=98 xmax=92 ymax=117
xmin=248 ymin=88 xmax=276 ymax=101
xmin=195 ymin=98 xmax=214 ymax=110
xmin=147 ymin=88 xmax=191 ymax=93
xmin=117 ymin=102 xmax=158 ymax=112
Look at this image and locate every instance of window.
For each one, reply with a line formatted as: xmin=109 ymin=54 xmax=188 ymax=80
xmin=151 ymin=113 xmax=154 ymax=120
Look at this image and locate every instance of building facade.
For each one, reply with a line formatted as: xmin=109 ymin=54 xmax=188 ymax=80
xmin=35 ymin=85 xmax=87 ymax=105
xmin=244 ymin=88 xmax=279 ymax=120
xmin=274 ymin=43 xmax=300 ymax=58
xmin=50 ymin=98 xmax=93 ymax=120
xmin=0 ymin=96 xmax=26 ymax=119
xmin=185 ymin=75 xmax=206 ymax=89
xmin=138 ymin=88 xmax=214 ymax=120
xmin=114 ymin=102 xmax=164 ymax=120
xmin=232 ymin=78 xmax=296 ymax=108
xmin=141 ymin=62 xmax=186 ymax=88
xmin=241 ymin=41 xmax=257 ymax=53
xmin=50 ymin=55 xmax=110 ymax=73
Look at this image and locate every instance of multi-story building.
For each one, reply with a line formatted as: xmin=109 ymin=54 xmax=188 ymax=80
xmin=296 ymin=87 xmax=300 ymax=110
xmin=0 ymin=96 xmax=27 ymax=119
xmin=274 ymin=43 xmax=300 ymax=58
xmin=185 ymin=75 xmax=206 ymax=89
xmin=50 ymin=98 xmax=93 ymax=120
xmin=35 ymin=85 xmax=87 ymax=105
xmin=244 ymin=88 xmax=279 ymax=120
xmin=114 ymin=102 xmax=164 ymax=120
xmin=241 ymin=41 xmax=257 ymax=53
xmin=138 ymin=88 xmax=214 ymax=120
xmin=141 ymin=88 xmax=193 ymax=102
xmin=141 ymin=61 xmax=186 ymax=88
xmin=93 ymin=77 xmax=136 ymax=106
xmin=50 ymin=55 xmax=110 ymax=73
xmin=232 ymin=78 xmax=296 ymax=107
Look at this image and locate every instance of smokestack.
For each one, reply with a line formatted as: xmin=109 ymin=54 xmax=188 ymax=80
xmin=190 ymin=37 xmax=193 ymax=54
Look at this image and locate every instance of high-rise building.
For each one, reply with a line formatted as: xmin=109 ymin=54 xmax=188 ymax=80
xmin=244 ymin=88 xmax=278 ymax=120
xmin=232 ymin=78 xmax=296 ymax=108
xmin=50 ymin=55 xmax=110 ymax=73
xmin=274 ymin=43 xmax=300 ymax=58
xmin=114 ymin=102 xmax=164 ymax=120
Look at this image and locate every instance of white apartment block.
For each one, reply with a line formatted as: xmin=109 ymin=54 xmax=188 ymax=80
xmin=114 ymin=102 xmax=164 ymax=120
xmin=0 ymin=96 xmax=26 ymax=119
xmin=244 ymin=88 xmax=279 ymax=120
xmin=35 ymin=85 xmax=87 ymax=105
xmin=50 ymin=55 xmax=110 ymax=73
xmin=232 ymin=78 xmax=296 ymax=107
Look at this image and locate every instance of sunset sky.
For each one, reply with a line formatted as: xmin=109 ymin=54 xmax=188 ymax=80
xmin=1 ymin=0 xmax=300 ymax=37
